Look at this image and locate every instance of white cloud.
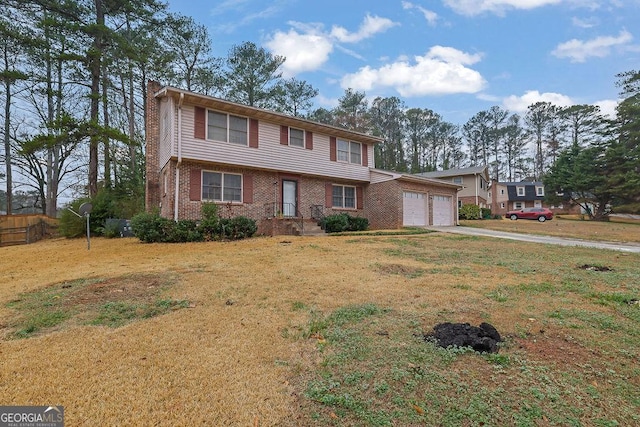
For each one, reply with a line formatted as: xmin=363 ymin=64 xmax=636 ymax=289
xmin=340 ymin=46 xmax=486 ymax=96
xmin=552 ymin=30 xmax=633 ymax=62
xmin=330 ymin=14 xmax=398 ymax=43
xmin=502 ymin=92 xmax=619 ymax=118
xmin=444 ymin=0 xmax=562 ymax=16
xmin=571 ymin=16 xmax=598 ymax=29
xmin=265 ymin=14 xmax=398 ymax=76
xmin=503 ymin=90 xmax=574 ymax=113
xmin=402 ymin=1 xmax=439 ymax=26
xmin=594 ymin=99 xmax=619 ymax=118
xmin=265 ymin=29 xmax=334 ymax=77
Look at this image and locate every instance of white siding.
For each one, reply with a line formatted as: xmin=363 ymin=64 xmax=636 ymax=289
xmin=178 ymin=105 xmax=371 ymax=182
xmin=158 ymin=97 xmax=175 ymax=168
xmin=369 ymin=170 xmax=400 ymax=184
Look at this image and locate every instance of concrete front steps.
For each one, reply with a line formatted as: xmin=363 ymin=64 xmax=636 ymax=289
xmin=289 ymin=219 xmax=326 ymax=236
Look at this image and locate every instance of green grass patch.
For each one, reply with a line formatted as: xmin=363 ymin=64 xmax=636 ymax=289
xmin=5 ymin=273 xmax=188 ymax=338
xmin=295 ymin=301 xmax=639 ymax=426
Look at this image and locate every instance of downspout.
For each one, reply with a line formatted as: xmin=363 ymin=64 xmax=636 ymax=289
xmin=174 ymin=92 xmax=184 ymax=221
xmin=475 ymin=173 xmax=479 ymax=206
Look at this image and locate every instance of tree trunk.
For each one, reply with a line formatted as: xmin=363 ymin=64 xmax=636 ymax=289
xmin=3 ymin=78 xmax=12 ymax=214
xmin=88 ymin=0 xmax=104 ymax=197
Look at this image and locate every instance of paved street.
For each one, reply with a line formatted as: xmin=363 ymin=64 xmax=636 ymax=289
xmin=427 ymin=226 xmax=640 ymax=254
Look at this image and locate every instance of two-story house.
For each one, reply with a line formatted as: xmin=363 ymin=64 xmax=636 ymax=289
xmin=490 ymin=180 xmax=581 ymax=216
xmin=145 ymin=82 xmax=461 ymax=235
xmin=416 ymin=166 xmax=489 ymax=210
xmin=490 ymin=181 xmax=546 ymax=216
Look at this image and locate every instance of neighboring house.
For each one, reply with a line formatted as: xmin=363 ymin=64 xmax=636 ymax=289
xmin=416 ymin=166 xmax=490 ymax=209
xmin=145 ymin=82 xmax=462 ymax=235
xmin=489 ymin=180 xmax=581 ymax=216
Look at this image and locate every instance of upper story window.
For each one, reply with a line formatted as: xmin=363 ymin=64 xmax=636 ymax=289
xmin=289 ymin=128 xmax=304 ymax=147
xmin=337 ymin=139 xmax=362 ymax=164
xmin=517 ymin=186 xmax=525 ymax=196
xmin=500 ymin=189 xmax=505 ymax=195
xmin=332 ymin=185 xmax=356 ymax=209
xmin=453 ymin=177 xmax=463 ymax=184
xmin=202 ymin=171 xmax=242 ymax=202
xmin=207 ymin=111 xmax=248 ymax=145
xmin=536 ymin=186 xmax=544 ymax=196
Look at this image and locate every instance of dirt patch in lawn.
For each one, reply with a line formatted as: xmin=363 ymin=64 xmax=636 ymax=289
xmin=3 ymin=273 xmax=189 ymax=338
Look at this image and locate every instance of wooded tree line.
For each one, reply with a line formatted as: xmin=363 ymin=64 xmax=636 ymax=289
xmin=1 ymin=1 xmax=638 ymax=218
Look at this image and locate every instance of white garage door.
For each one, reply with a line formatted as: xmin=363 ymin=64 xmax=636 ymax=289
xmin=433 ymin=195 xmax=453 ymax=226
xmin=403 ymin=191 xmax=427 ymax=226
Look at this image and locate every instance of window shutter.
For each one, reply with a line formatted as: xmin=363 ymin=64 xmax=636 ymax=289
xmin=194 ymin=107 xmax=206 ymax=139
xmin=249 ymin=119 xmax=259 ymax=148
xmin=329 ymin=137 xmax=337 ymax=161
xmin=305 ymin=131 xmax=313 ymax=150
xmin=356 ymin=187 xmax=363 ymax=209
xmin=325 ymin=183 xmax=333 ymax=208
xmin=190 ymin=168 xmax=201 ymax=201
xmin=243 ymin=174 xmax=253 ymax=204
xmin=362 ymin=144 xmax=368 ymax=167
xmin=280 ymin=125 xmax=288 ymax=145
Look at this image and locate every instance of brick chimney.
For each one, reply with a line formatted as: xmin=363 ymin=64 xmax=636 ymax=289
xmin=145 ymin=80 xmax=162 ymax=212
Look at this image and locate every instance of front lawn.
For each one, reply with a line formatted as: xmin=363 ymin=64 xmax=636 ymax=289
xmin=1 ymin=235 xmax=638 ymax=425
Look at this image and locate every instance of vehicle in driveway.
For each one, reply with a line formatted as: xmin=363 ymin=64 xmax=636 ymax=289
xmin=506 ymin=207 xmax=554 ymax=222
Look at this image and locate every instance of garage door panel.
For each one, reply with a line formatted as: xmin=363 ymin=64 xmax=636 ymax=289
xmin=403 ymin=191 xmax=427 ymax=226
xmin=433 ymin=195 xmax=453 ymax=226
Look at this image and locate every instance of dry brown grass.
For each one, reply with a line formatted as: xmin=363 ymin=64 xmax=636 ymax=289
xmin=0 ymin=232 xmax=638 ymax=425
xmin=460 ymin=216 xmax=640 ymax=243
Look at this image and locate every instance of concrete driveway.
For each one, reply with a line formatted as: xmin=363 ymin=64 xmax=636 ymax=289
xmin=427 ymin=226 xmax=640 ymax=254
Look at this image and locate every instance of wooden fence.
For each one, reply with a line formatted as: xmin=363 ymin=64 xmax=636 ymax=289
xmin=0 ymin=215 xmax=58 ymax=247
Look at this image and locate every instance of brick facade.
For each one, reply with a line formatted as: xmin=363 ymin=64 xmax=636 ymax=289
xmin=163 ymin=160 xmax=367 ymax=235
xmin=367 ymin=179 xmax=458 ymax=229
xmin=145 ymin=81 xmax=162 ymax=212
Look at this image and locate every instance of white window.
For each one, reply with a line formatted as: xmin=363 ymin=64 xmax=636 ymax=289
xmin=500 ymin=203 xmax=505 ymax=209
xmin=163 ymin=171 xmax=168 ymax=196
xmin=289 ymin=128 xmax=304 ymax=147
xmin=453 ymin=177 xmax=463 ymax=184
xmin=534 ymin=200 xmax=542 ymax=208
xmin=514 ymin=202 xmax=523 ymax=209
xmin=337 ymin=139 xmax=361 ymax=164
xmin=517 ymin=186 xmax=525 ymax=196
xmin=332 ymin=185 xmax=356 ymax=209
xmin=207 ymin=111 xmax=248 ymax=145
xmin=202 ymin=171 xmax=242 ymax=202
xmin=403 ymin=191 xmax=425 ymax=199
xmin=536 ymin=186 xmax=544 ymax=196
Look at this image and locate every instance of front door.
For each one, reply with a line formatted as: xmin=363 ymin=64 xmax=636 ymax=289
xmin=282 ymin=180 xmax=297 ymax=217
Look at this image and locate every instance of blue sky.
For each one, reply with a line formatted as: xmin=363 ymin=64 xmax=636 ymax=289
xmin=166 ymin=0 xmax=639 ymax=125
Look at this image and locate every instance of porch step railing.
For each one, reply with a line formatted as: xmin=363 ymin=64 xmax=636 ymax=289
xmin=263 ymin=202 xmax=304 ymax=235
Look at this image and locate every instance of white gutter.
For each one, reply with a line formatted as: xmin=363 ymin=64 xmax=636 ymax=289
xmin=174 ymin=92 xmax=184 ymax=221
xmin=475 ymin=173 xmax=479 ymax=206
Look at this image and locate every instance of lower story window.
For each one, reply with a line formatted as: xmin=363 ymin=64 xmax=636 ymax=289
xmin=202 ymin=171 xmax=242 ymax=202
xmin=514 ymin=202 xmax=523 ymax=209
xmin=332 ymin=185 xmax=355 ymax=208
